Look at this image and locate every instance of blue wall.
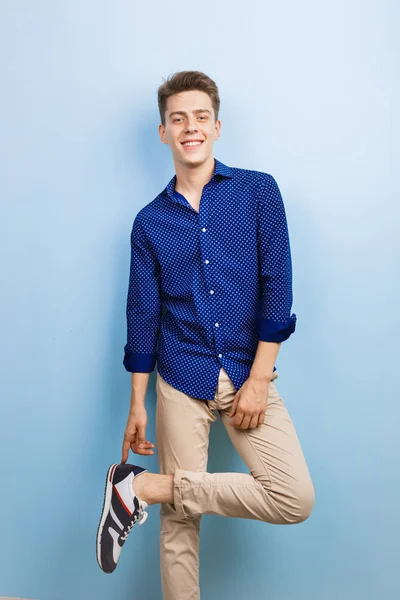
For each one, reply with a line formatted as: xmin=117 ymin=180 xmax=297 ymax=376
xmin=1 ymin=1 xmax=398 ymax=599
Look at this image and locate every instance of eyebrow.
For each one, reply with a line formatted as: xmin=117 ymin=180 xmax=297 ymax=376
xmin=168 ymin=109 xmax=212 ymax=119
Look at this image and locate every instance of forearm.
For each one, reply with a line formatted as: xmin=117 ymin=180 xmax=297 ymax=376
xmin=130 ymin=372 xmax=151 ymax=408
xmin=249 ymin=340 xmax=281 ymax=382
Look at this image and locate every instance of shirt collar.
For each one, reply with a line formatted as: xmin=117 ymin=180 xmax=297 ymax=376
xmin=164 ymin=158 xmax=233 ymax=200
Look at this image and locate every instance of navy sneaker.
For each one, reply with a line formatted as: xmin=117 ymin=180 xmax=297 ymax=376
xmin=96 ymin=463 xmax=149 ymax=573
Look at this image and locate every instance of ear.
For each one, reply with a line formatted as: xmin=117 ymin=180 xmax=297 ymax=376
xmin=158 ymin=123 xmax=168 ymax=145
xmin=214 ymin=119 xmax=221 ymax=140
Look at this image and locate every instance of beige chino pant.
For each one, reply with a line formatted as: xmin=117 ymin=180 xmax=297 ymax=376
xmin=155 ymin=366 xmax=314 ymax=600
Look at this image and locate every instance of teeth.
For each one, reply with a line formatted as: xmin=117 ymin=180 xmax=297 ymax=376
xmin=184 ymin=141 xmax=202 ymax=146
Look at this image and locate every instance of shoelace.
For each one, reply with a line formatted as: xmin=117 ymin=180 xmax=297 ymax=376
xmin=120 ymin=505 xmax=148 ymax=541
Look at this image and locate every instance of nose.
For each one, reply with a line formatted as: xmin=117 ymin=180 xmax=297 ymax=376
xmin=185 ymin=117 xmax=198 ymax=133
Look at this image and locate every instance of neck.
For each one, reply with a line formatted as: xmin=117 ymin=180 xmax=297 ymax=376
xmin=174 ymin=155 xmax=215 ymax=196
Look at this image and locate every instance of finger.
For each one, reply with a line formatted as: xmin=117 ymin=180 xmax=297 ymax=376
xmin=135 ymin=440 xmax=152 ymax=446
xmin=121 ymin=439 xmax=130 ymax=463
xmin=240 ymin=414 xmax=252 ymax=430
xmin=257 ymin=411 xmax=265 ymax=427
xmin=137 ymin=441 xmax=154 ymax=452
xmin=249 ymin=414 xmax=259 ymax=429
xmin=232 ymin=411 xmax=245 ymax=429
xmin=131 ymin=443 xmax=154 ymax=456
xmin=132 ymin=440 xmax=152 ymax=450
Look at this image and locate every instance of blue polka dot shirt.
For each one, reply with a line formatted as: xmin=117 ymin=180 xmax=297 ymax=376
xmin=123 ymin=158 xmax=297 ymax=401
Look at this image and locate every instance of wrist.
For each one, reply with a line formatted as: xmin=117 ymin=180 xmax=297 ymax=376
xmin=248 ymin=371 xmax=273 ymax=383
xmin=130 ymin=394 xmax=145 ymax=409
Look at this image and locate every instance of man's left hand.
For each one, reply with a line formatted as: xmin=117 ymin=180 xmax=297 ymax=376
xmin=228 ymin=377 xmax=270 ymax=430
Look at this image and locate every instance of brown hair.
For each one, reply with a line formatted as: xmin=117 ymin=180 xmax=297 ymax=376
xmin=157 ymin=71 xmax=220 ymax=126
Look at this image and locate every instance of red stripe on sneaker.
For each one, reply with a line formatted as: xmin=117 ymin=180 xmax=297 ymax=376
xmin=109 ymin=464 xmax=117 ymax=483
xmin=113 ymin=484 xmax=132 ymax=515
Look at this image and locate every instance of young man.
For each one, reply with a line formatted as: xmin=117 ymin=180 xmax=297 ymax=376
xmin=96 ymin=71 xmax=314 ymax=598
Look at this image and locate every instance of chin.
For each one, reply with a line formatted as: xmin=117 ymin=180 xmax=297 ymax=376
xmin=185 ymin=157 xmax=208 ymax=168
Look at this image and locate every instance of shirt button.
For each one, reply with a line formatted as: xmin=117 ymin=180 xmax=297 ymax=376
xmin=215 ymin=323 xmax=219 ymax=327
xmin=210 ymin=290 xmax=214 ymax=294
xmin=218 ymin=353 xmax=222 ymax=358
xmin=205 ymin=259 xmax=209 ymax=264
xmin=202 ymin=227 xmax=207 ymax=232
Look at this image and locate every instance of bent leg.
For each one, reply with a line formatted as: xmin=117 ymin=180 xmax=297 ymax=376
xmin=173 ymin=367 xmax=314 ymax=524
xmin=156 ymin=372 xmax=216 ymax=600
xmin=220 ymin=369 xmax=314 ymax=523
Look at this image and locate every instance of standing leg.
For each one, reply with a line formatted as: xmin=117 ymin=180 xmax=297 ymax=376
xmin=173 ymin=367 xmax=314 ymax=524
xmin=155 ymin=371 xmax=217 ymax=600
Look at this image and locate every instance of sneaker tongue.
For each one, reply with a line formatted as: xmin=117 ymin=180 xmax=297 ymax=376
xmin=115 ymin=472 xmax=135 ymax=514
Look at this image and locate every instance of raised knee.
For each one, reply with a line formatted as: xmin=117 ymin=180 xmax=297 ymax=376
xmin=290 ymin=478 xmax=315 ymax=524
xmin=263 ymin=477 xmax=315 ymax=525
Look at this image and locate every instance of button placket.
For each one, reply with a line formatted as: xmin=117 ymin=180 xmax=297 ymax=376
xmin=198 ymin=201 xmax=222 ymax=363
xmin=215 ymin=320 xmax=222 ymax=360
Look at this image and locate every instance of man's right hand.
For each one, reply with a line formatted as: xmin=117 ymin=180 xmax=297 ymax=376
xmin=121 ymin=404 xmax=155 ymax=463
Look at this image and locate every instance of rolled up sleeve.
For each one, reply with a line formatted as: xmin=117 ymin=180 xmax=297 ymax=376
xmin=123 ymin=215 xmax=162 ymax=372
xmin=256 ymin=174 xmax=297 ymax=343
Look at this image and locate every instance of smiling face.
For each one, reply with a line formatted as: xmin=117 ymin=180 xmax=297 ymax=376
xmin=158 ymin=89 xmax=221 ymax=169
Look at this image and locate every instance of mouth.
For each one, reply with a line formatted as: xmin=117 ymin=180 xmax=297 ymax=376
xmin=181 ymin=140 xmax=204 ymax=150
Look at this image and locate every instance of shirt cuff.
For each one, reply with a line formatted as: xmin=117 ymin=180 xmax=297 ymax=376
xmin=123 ymin=351 xmax=157 ymax=373
xmin=257 ymin=314 xmax=297 ymax=343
